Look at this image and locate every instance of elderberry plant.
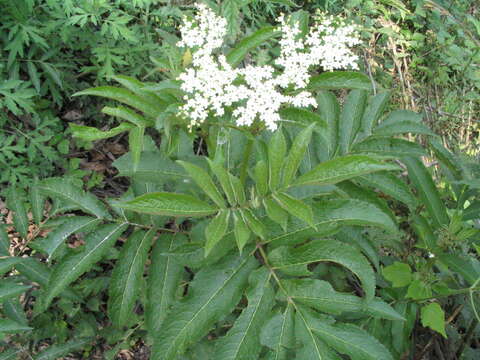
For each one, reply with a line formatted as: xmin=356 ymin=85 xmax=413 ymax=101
xmin=2 ymin=3 xmax=479 ymax=360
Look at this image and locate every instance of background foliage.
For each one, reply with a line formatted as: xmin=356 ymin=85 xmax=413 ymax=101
xmin=1 ymin=0 xmax=479 ymax=359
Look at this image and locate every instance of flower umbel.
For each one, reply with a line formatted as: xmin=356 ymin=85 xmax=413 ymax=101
xmin=177 ymin=5 xmax=361 ymax=130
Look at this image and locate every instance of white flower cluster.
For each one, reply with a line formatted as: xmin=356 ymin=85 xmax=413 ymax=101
xmin=177 ymin=4 xmax=361 ymax=130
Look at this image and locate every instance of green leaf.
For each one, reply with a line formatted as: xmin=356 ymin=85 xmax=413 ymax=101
xmin=226 ymin=26 xmax=280 ymax=66
xmin=358 ymin=172 xmax=417 ymax=208
xmin=0 ymin=257 xmax=22 ymax=276
xmin=70 ymin=122 xmax=134 ymax=141
xmin=278 ymin=108 xmax=327 ymax=130
xmin=233 ymin=211 xmax=251 ymax=253
xmin=421 ymin=303 xmax=446 ymax=338
xmin=108 ymin=229 xmax=154 ymax=328
xmin=338 ymin=90 xmax=367 ymax=154
xmin=0 ymin=348 xmax=22 ymax=360
xmin=282 ymin=123 xmax=316 ymax=186
xmin=146 ymin=234 xmax=186 ymax=335
xmin=178 ymin=161 xmax=226 ymax=208
xmin=309 ymin=71 xmax=372 ymax=91
xmin=114 ymin=151 xmax=186 ymax=183
xmin=207 ymin=159 xmax=236 ymax=205
xmin=31 ymin=217 xmax=101 ymax=261
xmin=263 ymin=198 xmax=289 ymax=231
xmin=43 ymin=223 xmax=128 ymax=309
xmin=373 ymin=121 xmax=435 ymax=137
xmin=403 ymin=157 xmax=449 ymax=227
xmin=102 ymin=106 xmax=153 ymax=127
xmin=39 ymin=178 xmax=111 ymax=219
xmin=230 ymin=174 xmax=246 ymax=205
xmin=240 ymin=209 xmax=266 ymax=240
xmin=359 ymin=91 xmax=391 ymax=138
xmin=268 ymin=129 xmax=287 ymax=191
xmin=302 ymin=307 xmax=394 ymax=360
xmin=3 ymin=298 xmax=27 ymax=326
xmin=0 ymin=224 xmax=9 ymax=256
xmin=260 ymin=304 xmax=295 ymax=360
xmin=0 ymin=282 xmax=31 ymax=303
xmin=0 ymin=318 xmax=32 ymax=333
xmin=281 ymin=279 xmax=404 ymax=320
xmin=265 ymin=199 xmax=397 ymax=246
xmin=15 ymin=257 xmax=51 ymax=287
xmin=73 ymin=86 xmax=165 ymax=118
xmin=30 ymin=178 xmax=45 ymax=225
xmin=205 ymin=210 xmax=230 ymax=256
xmin=435 ymin=252 xmax=480 ymax=286
xmin=128 ymin=126 xmax=145 ymax=172
xmin=6 ymin=185 xmax=28 ymax=239
xmin=213 ymin=268 xmax=274 ymax=359
xmin=406 ymin=280 xmax=432 ymax=300
xmin=254 ymin=160 xmax=269 ymax=197
xmin=272 ymin=192 xmax=314 ymax=227
xmin=117 ymin=192 xmax=218 ymax=217
xmin=269 ymin=239 xmax=375 ymax=301
xmin=352 ymin=138 xmax=427 ymax=158
xmin=316 ymin=91 xmax=340 ymax=157
xmin=293 ymin=155 xmax=399 ymax=187
xmin=381 ymin=109 xmax=423 ymax=125
xmin=33 ymin=338 xmax=92 ymax=360
xmin=151 ymin=253 xmax=258 ymax=360
xmin=294 ymin=308 xmax=332 ymax=360
xmin=382 ymin=262 xmax=413 ymax=287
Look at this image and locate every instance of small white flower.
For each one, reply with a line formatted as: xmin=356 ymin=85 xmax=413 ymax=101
xmin=177 ymin=5 xmax=361 ymax=131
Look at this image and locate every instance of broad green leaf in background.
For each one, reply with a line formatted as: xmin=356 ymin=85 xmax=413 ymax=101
xmin=308 ymin=71 xmax=373 ymax=91
xmin=151 ymin=253 xmax=258 ymax=360
xmin=269 ymin=239 xmax=375 ymax=301
xmin=240 ymin=208 xmax=266 ymax=240
xmin=421 ymin=303 xmax=447 ymax=338
xmin=178 ymin=161 xmax=226 ymax=208
xmin=213 ymin=268 xmax=274 ymax=359
xmin=39 ymin=178 xmax=111 ymax=219
xmin=316 ymin=91 xmax=340 ymax=157
xmin=117 ymin=192 xmax=218 ymax=217
xmin=293 ymin=155 xmax=399 ymax=187
xmin=403 ymin=157 xmax=449 ymax=227
xmin=43 ymin=223 xmax=128 ymax=309
xmin=108 ymin=229 xmax=155 ymax=328
xmin=382 ymin=262 xmax=413 ymax=287
xmin=146 ymin=234 xmax=186 ymax=335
